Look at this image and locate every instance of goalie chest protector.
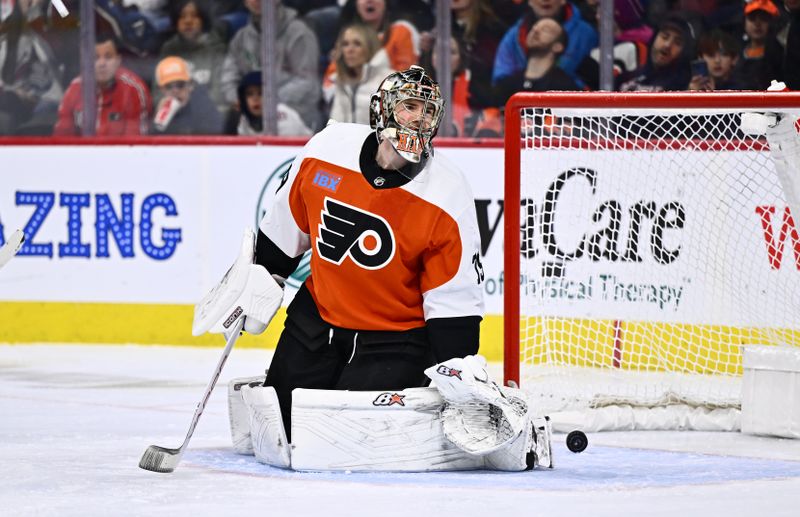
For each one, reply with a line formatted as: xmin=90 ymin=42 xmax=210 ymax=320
xmin=259 ymin=123 xmax=484 ymax=331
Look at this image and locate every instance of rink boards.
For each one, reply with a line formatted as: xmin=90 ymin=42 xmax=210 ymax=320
xmin=0 ymin=142 xmax=506 ymax=358
xmin=0 ymin=140 xmax=797 ymax=370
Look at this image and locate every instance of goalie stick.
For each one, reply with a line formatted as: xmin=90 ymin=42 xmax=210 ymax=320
xmin=139 ymin=318 xmax=244 ymax=473
xmin=51 ymin=0 xmax=69 ymax=17
xmin=0 ymin=229 xmax=24 ymax=270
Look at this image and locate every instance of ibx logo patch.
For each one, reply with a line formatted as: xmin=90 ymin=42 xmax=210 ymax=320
xmin=436 ymin=365 xmax=462 ymax=380
xmin=373 ymin=392 xmax=406 ymax=406
xmin=317 ymin=197 xmax=395 ymax=270
xmin=312 ymin=170 xmax=343 ymax=193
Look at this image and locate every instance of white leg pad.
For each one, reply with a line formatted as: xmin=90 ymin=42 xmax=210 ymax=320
xmin=227 ymin=376 xmax=265 ymax=455
xmin=240 ymin=383 xmax=291 ymax=468
xmin=291 ymin=387 xmax=486 ymax=472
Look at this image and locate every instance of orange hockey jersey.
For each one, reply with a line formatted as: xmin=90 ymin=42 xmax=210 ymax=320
xmin=259 ymin=123 xmax=484 ymax=332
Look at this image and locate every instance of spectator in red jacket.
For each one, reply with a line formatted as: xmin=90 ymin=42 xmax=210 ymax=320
xmin=53 ymin=34 xmax=152 ymax=136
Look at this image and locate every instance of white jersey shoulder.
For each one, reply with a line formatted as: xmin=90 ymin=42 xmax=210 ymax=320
xmin=403 ymin=149 xmax=476 ymax=220
xmin=302 ymin=122 xmax=373 ymax=172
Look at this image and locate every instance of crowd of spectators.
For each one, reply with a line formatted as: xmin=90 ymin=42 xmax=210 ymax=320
xmin=0 ymin=0 xmax=798 ymax=137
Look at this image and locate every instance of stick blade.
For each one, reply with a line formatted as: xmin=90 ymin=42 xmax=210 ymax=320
xmin=0 ymin=229 xmax=24 ymax=268
xmin=139 ymin=445 xmax=183 ymax=473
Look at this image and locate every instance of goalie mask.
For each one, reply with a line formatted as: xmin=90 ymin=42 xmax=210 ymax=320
xmin=369 ymin=66 xmax=444 ymax=169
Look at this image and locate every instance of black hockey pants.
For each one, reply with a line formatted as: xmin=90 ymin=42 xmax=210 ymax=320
xmin=264 ymin=282 xmax=434 ymax=441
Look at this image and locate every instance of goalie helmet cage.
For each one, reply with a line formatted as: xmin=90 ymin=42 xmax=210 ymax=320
xmin=503 ymin=92 xmax=800 ymax=430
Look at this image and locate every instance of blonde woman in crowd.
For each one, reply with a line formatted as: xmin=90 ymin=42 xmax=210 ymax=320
xmin=327 ymin=23 xmax=392 ymax=125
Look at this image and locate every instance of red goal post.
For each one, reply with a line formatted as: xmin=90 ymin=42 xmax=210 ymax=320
xmin=503 ymin=92 xmax=800 ymax=429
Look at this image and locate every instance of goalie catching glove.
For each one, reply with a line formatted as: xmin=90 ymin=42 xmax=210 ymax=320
xmin=192 ymin=228 xmax=283 ymax=336
xmin=425 ymin=355 xmax=552 ymax=468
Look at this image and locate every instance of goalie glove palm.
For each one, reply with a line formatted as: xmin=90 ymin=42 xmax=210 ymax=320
xmin=426 ymin=355 xmax=530 ymax=455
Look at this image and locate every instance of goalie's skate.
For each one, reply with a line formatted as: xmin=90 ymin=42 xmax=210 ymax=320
xmin=528 ymin=416 xmax=553 ymax=469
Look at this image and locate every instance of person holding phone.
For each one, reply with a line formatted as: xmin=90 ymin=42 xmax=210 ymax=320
xmin=688 ymin=59 xmax=710 ymax=89
xmin=689 ymin=30 xmax=746 ymax=91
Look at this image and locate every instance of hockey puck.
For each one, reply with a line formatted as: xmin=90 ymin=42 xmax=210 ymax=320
xmin=566 ymin=430 xmax=588 ymax=453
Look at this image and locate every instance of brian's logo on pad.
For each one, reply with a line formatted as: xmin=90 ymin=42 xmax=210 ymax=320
xmin=312 ymin=170 xmax=343 ymax=193
xmin=317 ymin=197 xmax=395 ymax=269
xmin=373 ymin=392 xmax=406 ymax=407
xmin=436 ymin=365 xmax=462 ymax=380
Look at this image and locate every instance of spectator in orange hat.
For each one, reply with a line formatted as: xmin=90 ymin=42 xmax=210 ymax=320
xmin=741 ymin=0 xmax=783 ymax=89
xmin=152 ymin=56 xmax=222 ymax=135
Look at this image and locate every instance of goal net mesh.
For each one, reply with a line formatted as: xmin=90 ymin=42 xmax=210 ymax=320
xmin=511 ymin=101 xmax=800 ymax=418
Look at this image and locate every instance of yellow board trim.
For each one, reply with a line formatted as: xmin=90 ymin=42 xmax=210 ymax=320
xmin=9 ymin=301 xmax=793 ymax=374
xmin=0 ymin=302 xmax=506 ymax=361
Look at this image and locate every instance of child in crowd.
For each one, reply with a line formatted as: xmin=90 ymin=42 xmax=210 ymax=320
xmin=233 ymin=71 xmax=312 ymax=136
xmin=220 ymin=0 xmax=320 ymax=131
xmin=689 ymin=29 xmax=746 ymax=91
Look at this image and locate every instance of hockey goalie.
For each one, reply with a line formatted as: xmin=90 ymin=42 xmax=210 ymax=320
xmin=192 ymin=66 xmax=553 ymax=472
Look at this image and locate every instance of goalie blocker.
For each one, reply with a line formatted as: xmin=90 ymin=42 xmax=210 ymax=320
xmin=192 ymin=228 xmax=284 ymax=337
xmin=227 ymin=356 xmax=554 ymax=472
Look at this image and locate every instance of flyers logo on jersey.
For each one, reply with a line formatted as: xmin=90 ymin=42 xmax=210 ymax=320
xmin=317 ymin=198 xmax=395 ymax=269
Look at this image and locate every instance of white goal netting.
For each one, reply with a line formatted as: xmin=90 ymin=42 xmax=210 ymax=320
xmin=506 ymin=94 xmax=800 ymax=429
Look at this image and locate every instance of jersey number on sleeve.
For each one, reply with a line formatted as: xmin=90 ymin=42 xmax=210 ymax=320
xmin=472 ymin=252 xmax=484 ymax=284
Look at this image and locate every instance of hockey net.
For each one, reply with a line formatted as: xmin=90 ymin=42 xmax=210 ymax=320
xmin=503 ymin=92 xmax=800 ymax=431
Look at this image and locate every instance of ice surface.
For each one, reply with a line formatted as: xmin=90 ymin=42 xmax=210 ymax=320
xmin=2 ymin=344 xmax=799 ymax=517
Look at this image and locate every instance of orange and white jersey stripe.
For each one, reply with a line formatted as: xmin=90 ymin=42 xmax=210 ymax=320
xmin=259 ymin=123 xmax=484 ymax=331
